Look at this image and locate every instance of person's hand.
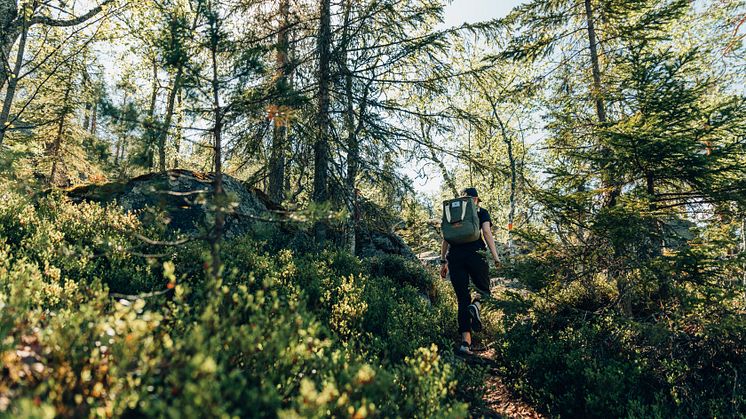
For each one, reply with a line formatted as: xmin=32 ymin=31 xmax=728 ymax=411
xmin=440 ymin=263 xmax=448 ymax=278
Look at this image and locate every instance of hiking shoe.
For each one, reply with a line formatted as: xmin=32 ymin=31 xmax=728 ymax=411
xmin=469 ymin=303 xmax=483 ymax=332
xmin=458 ymin=341 xmax=472 ymax=355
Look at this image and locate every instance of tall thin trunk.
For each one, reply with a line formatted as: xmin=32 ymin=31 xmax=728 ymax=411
xmin=210 ymin=19 xmax=224 ymax=281
xmin=313 ymin=0 xmax=332 ymax=243
xmin=493 ymin=109 xmax=517 ymax=254
xmin=0 ymin=16 xmax=27 ymax=147
xmin=113 ymin=92 xmax=128 ymax=167
xmin=416 ymin=108 xmax=457 ymax=198
xmin=83 ymin=102 xmax=92 ymax=131
xmin=584 ymin=0 xmax=606 ymax=124
xmin=506 ymin=129 xmax=517 ymax=254
xmin=142 ymin=57 xmax=159 ymax=169
xmin=90 ymin=101 xmax=97 ymax=135
xmin=173 ymin=91 xmax=183 ymax=168
xmin=585 ymin=0 xmax=626 ymax=310
xmin=159 ymin=66 xmax=183 ymax=172
xmin=0 ymin=0 xmax=19 ymax=91
xmin=148 ymin=57 xmax=159 ymax=119
xmin=741 ymin=217 xmax=746 ymax=287
xmin=584 ymin=0 xmax=620 ymax=209
xmin=49 ymin=81 xmax=74 ymax=185
xmin=268 ymin=0 xmax=290 ymax=203
xmin=82 ymin=69 xmax=91 ymax=130
xmin=342 ymin=0 xmax=357 ymax=254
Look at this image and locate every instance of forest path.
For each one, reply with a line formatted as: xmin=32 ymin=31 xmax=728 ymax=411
xmin=464 ymin=346 xmax=544 ymax=418
xmin=468 ymin=276 xmax=544 ymax=418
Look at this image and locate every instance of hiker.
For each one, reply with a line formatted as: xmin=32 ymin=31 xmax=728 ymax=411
xmin=439 ymin=187 xmax=500 ymax=355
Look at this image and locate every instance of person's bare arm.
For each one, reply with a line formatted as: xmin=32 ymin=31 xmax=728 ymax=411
xmin=440 ymin=239 xmax=449 ymax=278
xmin=482 ymin=223 xmax=500 ymax=266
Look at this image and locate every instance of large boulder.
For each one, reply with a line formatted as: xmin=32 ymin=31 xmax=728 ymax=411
xmin=66 ymin=170 xmax=416 ymax=259
xmin=66 ymin=170 xmax=277 ymax=239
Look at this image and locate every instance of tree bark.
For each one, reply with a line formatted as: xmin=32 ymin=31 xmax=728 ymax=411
xmin=90 ymin=101 xmax=97 ymax=135
xmin=49 ymin=79 xmax=74 ymax=185
xmin=0 ymin=0 xmax=19 ymax=91
xmin=342 ymin=0 xmax=357 ymax=255
xmin=173 ymin=91 xmax=183 ymax=168
xmin=584 ymin=0 xmax=606 ymax=124
xmin=493 ymin=108 xmax=518 ymax=255
xmin=506 ymin=126 xmax=517 ymax=254
xmin=158 ymin=66 xmax=183 ymax=172
xmin=313 ymin=0 xmax=332 ymax=243
xmin=83 ymin=102 xmax=92 ymax=131
xmin=268 ymin=0 xmax=290 ymax=203
xmin=113 ymin=92 xmax=128 ymax=167
xmin=209 ymin=17 xmax=224 ymax=281
xmin=742 ymin=217 xmax=746 ymax=287
xmin=148 ymin=57 xmax=159 ymax=119
xmin=584 ymin=0 xmax=621 ymax=209
xmin=0 ymin=15 xmax=27 ymax=147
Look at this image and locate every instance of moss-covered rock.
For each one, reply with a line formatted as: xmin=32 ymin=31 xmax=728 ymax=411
xmin=66 ymin=169 xmax=275 ymax=239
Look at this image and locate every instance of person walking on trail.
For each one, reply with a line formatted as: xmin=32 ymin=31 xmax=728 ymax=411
xmin=439 ymin=188 xmax=500 ymax=355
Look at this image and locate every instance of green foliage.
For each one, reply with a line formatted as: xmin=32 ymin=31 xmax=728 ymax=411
xmin=0 ymin=188 xmax=474 ymax=417
xmin=364 ymin=254 xmax=435 ymax=297
xmin=492 ymin=229 xmax=746 ymax=418
xmin=0 ymin=191 xmax=167 ymax=294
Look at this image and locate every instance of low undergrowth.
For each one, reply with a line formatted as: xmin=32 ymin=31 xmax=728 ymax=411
xmin=0 ymin=189 xmax=484 ymax=417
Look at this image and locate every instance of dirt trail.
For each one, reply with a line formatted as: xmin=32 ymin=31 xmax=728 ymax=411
xmin=471 ymin=277 xmax=545 ymax=418
xmin=468 ymin=348 xmax=544 ymax=418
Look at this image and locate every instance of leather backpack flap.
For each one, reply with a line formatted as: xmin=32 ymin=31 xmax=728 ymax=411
xmin=443 ymin=198 xmax=468 ymax=224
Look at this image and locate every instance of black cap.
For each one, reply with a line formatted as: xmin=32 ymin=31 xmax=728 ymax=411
xmin=463 ymin=187 xmax=478 ymax=197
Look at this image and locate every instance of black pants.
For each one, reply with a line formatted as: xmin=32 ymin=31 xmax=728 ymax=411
xmin=447 ymin=250 xmax=491 ymax=334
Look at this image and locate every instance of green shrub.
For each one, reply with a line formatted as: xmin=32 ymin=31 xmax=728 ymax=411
xmin=0 ymin=187 xmax=473 ymax=417
xmin=364 ymin=254 xmax=434 ymax=296
xmin=494 ymin=247 xmax=746 ymax=418
xmin=0 ymin=190 xmax=168 ymax=294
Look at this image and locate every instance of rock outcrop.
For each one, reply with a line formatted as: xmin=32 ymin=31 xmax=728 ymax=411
xmin=67 ymin=169 xmax=275 ymax=239
xmin=66 ymin=169 xmax=415 ymax=259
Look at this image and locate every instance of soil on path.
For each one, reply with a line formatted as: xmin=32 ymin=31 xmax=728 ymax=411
xmin=464 ymin=347 xmax=544 ymax=419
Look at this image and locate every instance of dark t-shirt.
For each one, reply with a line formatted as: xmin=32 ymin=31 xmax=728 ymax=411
xmin=449 ymin=208 xmax=491 ymax=254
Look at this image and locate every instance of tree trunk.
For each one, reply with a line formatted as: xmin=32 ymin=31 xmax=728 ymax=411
xmin=313 ymin=0 xmax=332 ymax=243
xmin=584 ymin=0 xmax=606 ymax=124
xmin=584 ymin=0 xmax=620 ymax=209
xmin=493 ymin=108 xmax=518 ymax=255
xmin=141 ymin=57 xmax=159 ymax=169
xmin=83 ymin=102 xmax=92 ymax=131
xmin=0 ymin=16 xmax=27 ymax=147
xmin=148 ymin=57 xmax=159 ymax=119
xmin=113 ymin=92 xmax=128 ymax=167
xmin=173 ymin=91 xmax=183 ymax=168
xmin=0 ymin=0 xmax=19 ymax=91
xmin=209 ymin=20 xmax=224 ymax=281
xmin=342 ymin=0 xmax=358 ymax=255
xmin=159 ymin=66 xmax=183 ymax=172
xmin=81 ymin=69 xmax=91 ymax=130
xmin=506 ymin=128 xmax=517 ymax=255
xmin=268 ymin=0 xmax=290 ymax=203
xmin=742 ymin=217 xmax=746 ymax=287
xmin=90 ymin=101 xmax=97 ymax=135
xmin=49 ymin=80 xmax=74 ymax=185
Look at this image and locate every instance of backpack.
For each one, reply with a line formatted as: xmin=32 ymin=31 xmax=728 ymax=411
xmin=441 ymin=197 xmax=481 ymax=245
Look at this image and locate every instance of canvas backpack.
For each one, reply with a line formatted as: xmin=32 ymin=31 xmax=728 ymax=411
xmin=441 ymin=197 xmax=481 ymax=245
